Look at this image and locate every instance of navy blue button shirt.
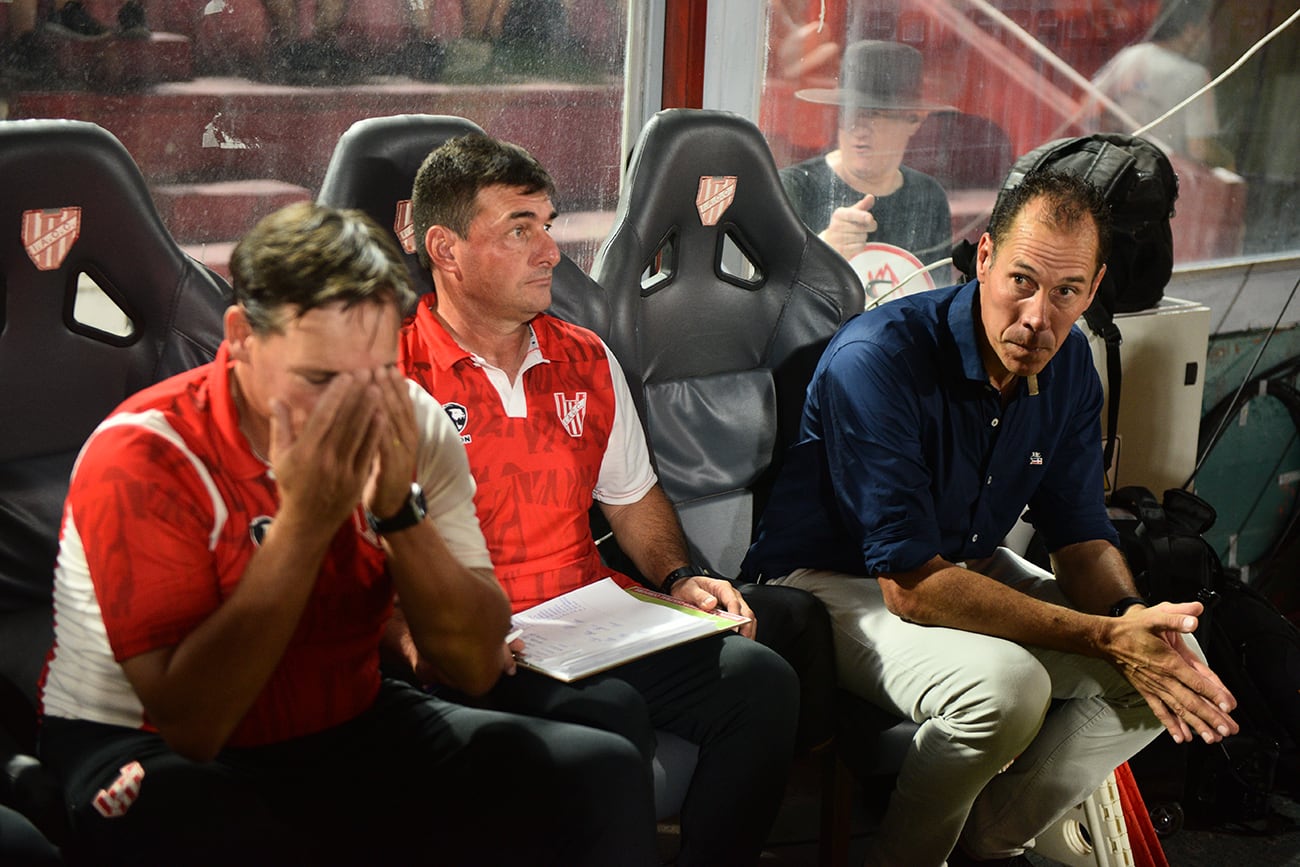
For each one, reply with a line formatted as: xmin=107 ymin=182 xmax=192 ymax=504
xmin=742 ymin=279 xmax=1118 ymax=581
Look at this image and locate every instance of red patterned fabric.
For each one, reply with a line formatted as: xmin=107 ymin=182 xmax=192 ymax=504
xmin=400 ymin=301 xmax=642 ymax=612
xmin=42 ymin=345 xmax=390 ymax=746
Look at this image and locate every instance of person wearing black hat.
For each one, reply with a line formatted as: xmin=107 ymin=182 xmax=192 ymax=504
xmin=781 ymin=40 xmax=952 ymax=266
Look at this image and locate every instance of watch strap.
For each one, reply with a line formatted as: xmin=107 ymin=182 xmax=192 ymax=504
xmin=1108 ymin=595 xmax=1146 ymax=617
xmin=366 ymin=483 xmax=427 ymax=535
xmin=660 ymin=564 xmax=726 ymax=595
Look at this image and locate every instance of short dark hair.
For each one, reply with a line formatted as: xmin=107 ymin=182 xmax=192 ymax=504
xmin=229 ymin=201 xmax=414 ymax=334
xmin=410 ymin=133 xmax=556 ymax=269
xmin=1149 ymin=0 xmax=1212 ymax=42
xmin=987 ymin=170 xmax=1112 ymax=273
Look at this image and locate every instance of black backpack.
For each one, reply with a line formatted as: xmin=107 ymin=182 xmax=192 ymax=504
xmin=1111 ymin=486 xmax=1300 ymax=827
xmin=956 ymin=134 xmax=1179 ymax=472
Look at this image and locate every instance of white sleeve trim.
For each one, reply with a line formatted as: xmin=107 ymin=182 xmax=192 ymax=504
xmin=593 ymin=339 xmax=658 ymax=506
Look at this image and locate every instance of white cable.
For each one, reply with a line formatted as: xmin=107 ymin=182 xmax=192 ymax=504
xmin=866 ymin=257 xmax=954 ymax=310
xmin=1132 ymin=6 xmax=1300 ymax=137
xmin=960 ymin=0 xmax=1148 ymax=135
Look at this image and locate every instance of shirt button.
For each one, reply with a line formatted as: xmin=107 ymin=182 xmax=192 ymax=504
xmin=991 ymin=418 xmax=1000 ymax=427
xmin=971 ymin=533 xmax=980 ymax=542
xmin=986 ymin=476 xmax=993 ymax=485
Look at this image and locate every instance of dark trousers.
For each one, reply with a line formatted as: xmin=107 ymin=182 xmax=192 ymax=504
xmin=740 ymin=581 xmax=836 ymax=750
xmin=40 ymin=680 xmax=657 ymax=867
xmin=463 ymin=632 xmax=799 ymax=867
xmin=0 ymin=805 xmax=60 ymax=867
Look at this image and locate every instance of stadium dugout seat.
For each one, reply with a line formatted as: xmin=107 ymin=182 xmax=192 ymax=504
xmin=588 ymin=108 xmax=866 ymax=575
xmin=0 ymin=118 xmax=231 ymax=859
xmin=587 ymin=107 xmax=917 ymax=865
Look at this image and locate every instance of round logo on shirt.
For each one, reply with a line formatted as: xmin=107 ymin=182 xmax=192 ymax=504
xmin=849 ymin=243 xmax=938 ymax=308
xmin=249 ymin=515 xmax=273 ymax=546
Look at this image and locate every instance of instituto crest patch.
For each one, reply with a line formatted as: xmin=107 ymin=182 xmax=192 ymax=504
xmin=695 ymin=176 xmax=737 ymax=227
xmin=394 ymin=199 xmax=417 ymax=254
xmin=92 ymin=760 xmax=145 ymax=819
xmin=22 ymin=206 xmax=81 ymax=271
xmin=554 ymin=392 xmax=587 ymax=438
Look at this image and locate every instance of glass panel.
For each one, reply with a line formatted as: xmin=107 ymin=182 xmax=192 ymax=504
xmin=718 ymin=231 xmax=763 ymax=285
xmin=72 ymin=270 xmax=134 ymax=337
xmin=759 ymin=0 xmax=1300 ymax=279
xmin=641 ymin=230 xmax=677 ymax=293
xmin=0 ymin=0 xmax=629 ymax=271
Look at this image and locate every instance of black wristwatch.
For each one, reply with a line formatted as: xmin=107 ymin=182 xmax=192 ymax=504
xmin=660 ymin=564 xmax=726 ymax=595
xmin=366 ymin=483 xmax=428 ymax=535
xmin=1107 ymin=596 xmax=1147 ymax=618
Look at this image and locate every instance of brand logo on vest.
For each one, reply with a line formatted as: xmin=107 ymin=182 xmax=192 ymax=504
xmin=444 ymin=402 xmax=472 ymax=444
xmin=696 ymin=176 xmax=737 ymax=226
xmin=92 ymin=761 xmax=145 ymax=818
xmin=22 ymin=206 xmax=81 ymax=271
xmin=249 ymin=515 xmax=273 ymax=546
xmin=444 ymin=402 xmax=468 ymax=432
xmin=394 ymin=199 xmax=417 ymax=254
xmin=554 ymin=392 xmax=587 ymax=438
xmin=1030 ymin=451 xmax=1044 ymax=466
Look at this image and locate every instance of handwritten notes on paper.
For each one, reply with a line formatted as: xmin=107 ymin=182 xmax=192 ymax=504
xmin=511 ymin=578 xmax=749 ymax=682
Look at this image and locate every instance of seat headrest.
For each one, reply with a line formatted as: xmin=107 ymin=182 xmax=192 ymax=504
xmin=317 ymin=114 xmax=487 ymax=298
xmin=590 ymin=109 xmax=864 ymax=384
xmin=617 ymin=109 xmax=814 ymax=251
xmin=0 ymin=119 xmax=229 ymax=462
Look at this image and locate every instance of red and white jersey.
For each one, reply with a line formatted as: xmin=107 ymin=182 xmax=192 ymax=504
xmin=40 ymin=344 xmax=491 ymax=746
xmin=399 ymin=299 xmax=656 ymax=611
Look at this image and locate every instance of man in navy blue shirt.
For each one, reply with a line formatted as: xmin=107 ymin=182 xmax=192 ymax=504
xmin=742 ymin=171 xmax=1238 ymax=867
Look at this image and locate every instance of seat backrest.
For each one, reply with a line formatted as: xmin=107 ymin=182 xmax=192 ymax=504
xmin=317 ymin=114 xmax=486 ymax=298
xmin=588 ymin=109 xmax=865 ymax=575
xmin=905 ymin=110 xmax=1014 ymax=191
xmin=316 ymin=113 xmax=608 ymax=333
xmin=0 ymin=119 xmax=230 ymax=611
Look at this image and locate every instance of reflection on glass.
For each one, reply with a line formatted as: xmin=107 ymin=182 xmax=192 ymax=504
xmin=759 ymin=0 xmax=1299 ymax=267
xmin=1090 ymin=0 xmax=1231 ymax=168
xmin=779 ymin=39 xmax=953 ymax=277
xmin=0 ymin=0 xmax=628 ymax=271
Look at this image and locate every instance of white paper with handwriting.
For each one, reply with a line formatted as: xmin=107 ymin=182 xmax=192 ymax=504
xmin=510 ymin=578 xmax=749 ymax=682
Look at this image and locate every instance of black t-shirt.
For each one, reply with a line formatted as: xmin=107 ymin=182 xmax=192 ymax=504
xmin=780 ymin=157 xmax=952 ymax=265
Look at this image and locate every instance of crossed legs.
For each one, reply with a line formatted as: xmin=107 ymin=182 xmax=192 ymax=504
xmin=776 ymin=549 xmax=1164 ymax=866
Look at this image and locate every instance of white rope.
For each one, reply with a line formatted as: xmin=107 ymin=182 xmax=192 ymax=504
xmin=1132 ymin=6 xmax=1300 ymax=137
xmin=961 ymin=0 xmax=1147 ymax=134
xmin=867 ymin=257 xmax=955 ymax=310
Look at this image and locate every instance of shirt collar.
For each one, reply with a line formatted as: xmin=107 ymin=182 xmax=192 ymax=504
xmin=412 ymin=293 xmax=555 ymax=370
xmin=946 ymin=279 xmax=1054 ymax=392
xmin=209 ymin=342 xmax=272 ymax=480
xmin=413 ymin=294 xmax=475 ymax=372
